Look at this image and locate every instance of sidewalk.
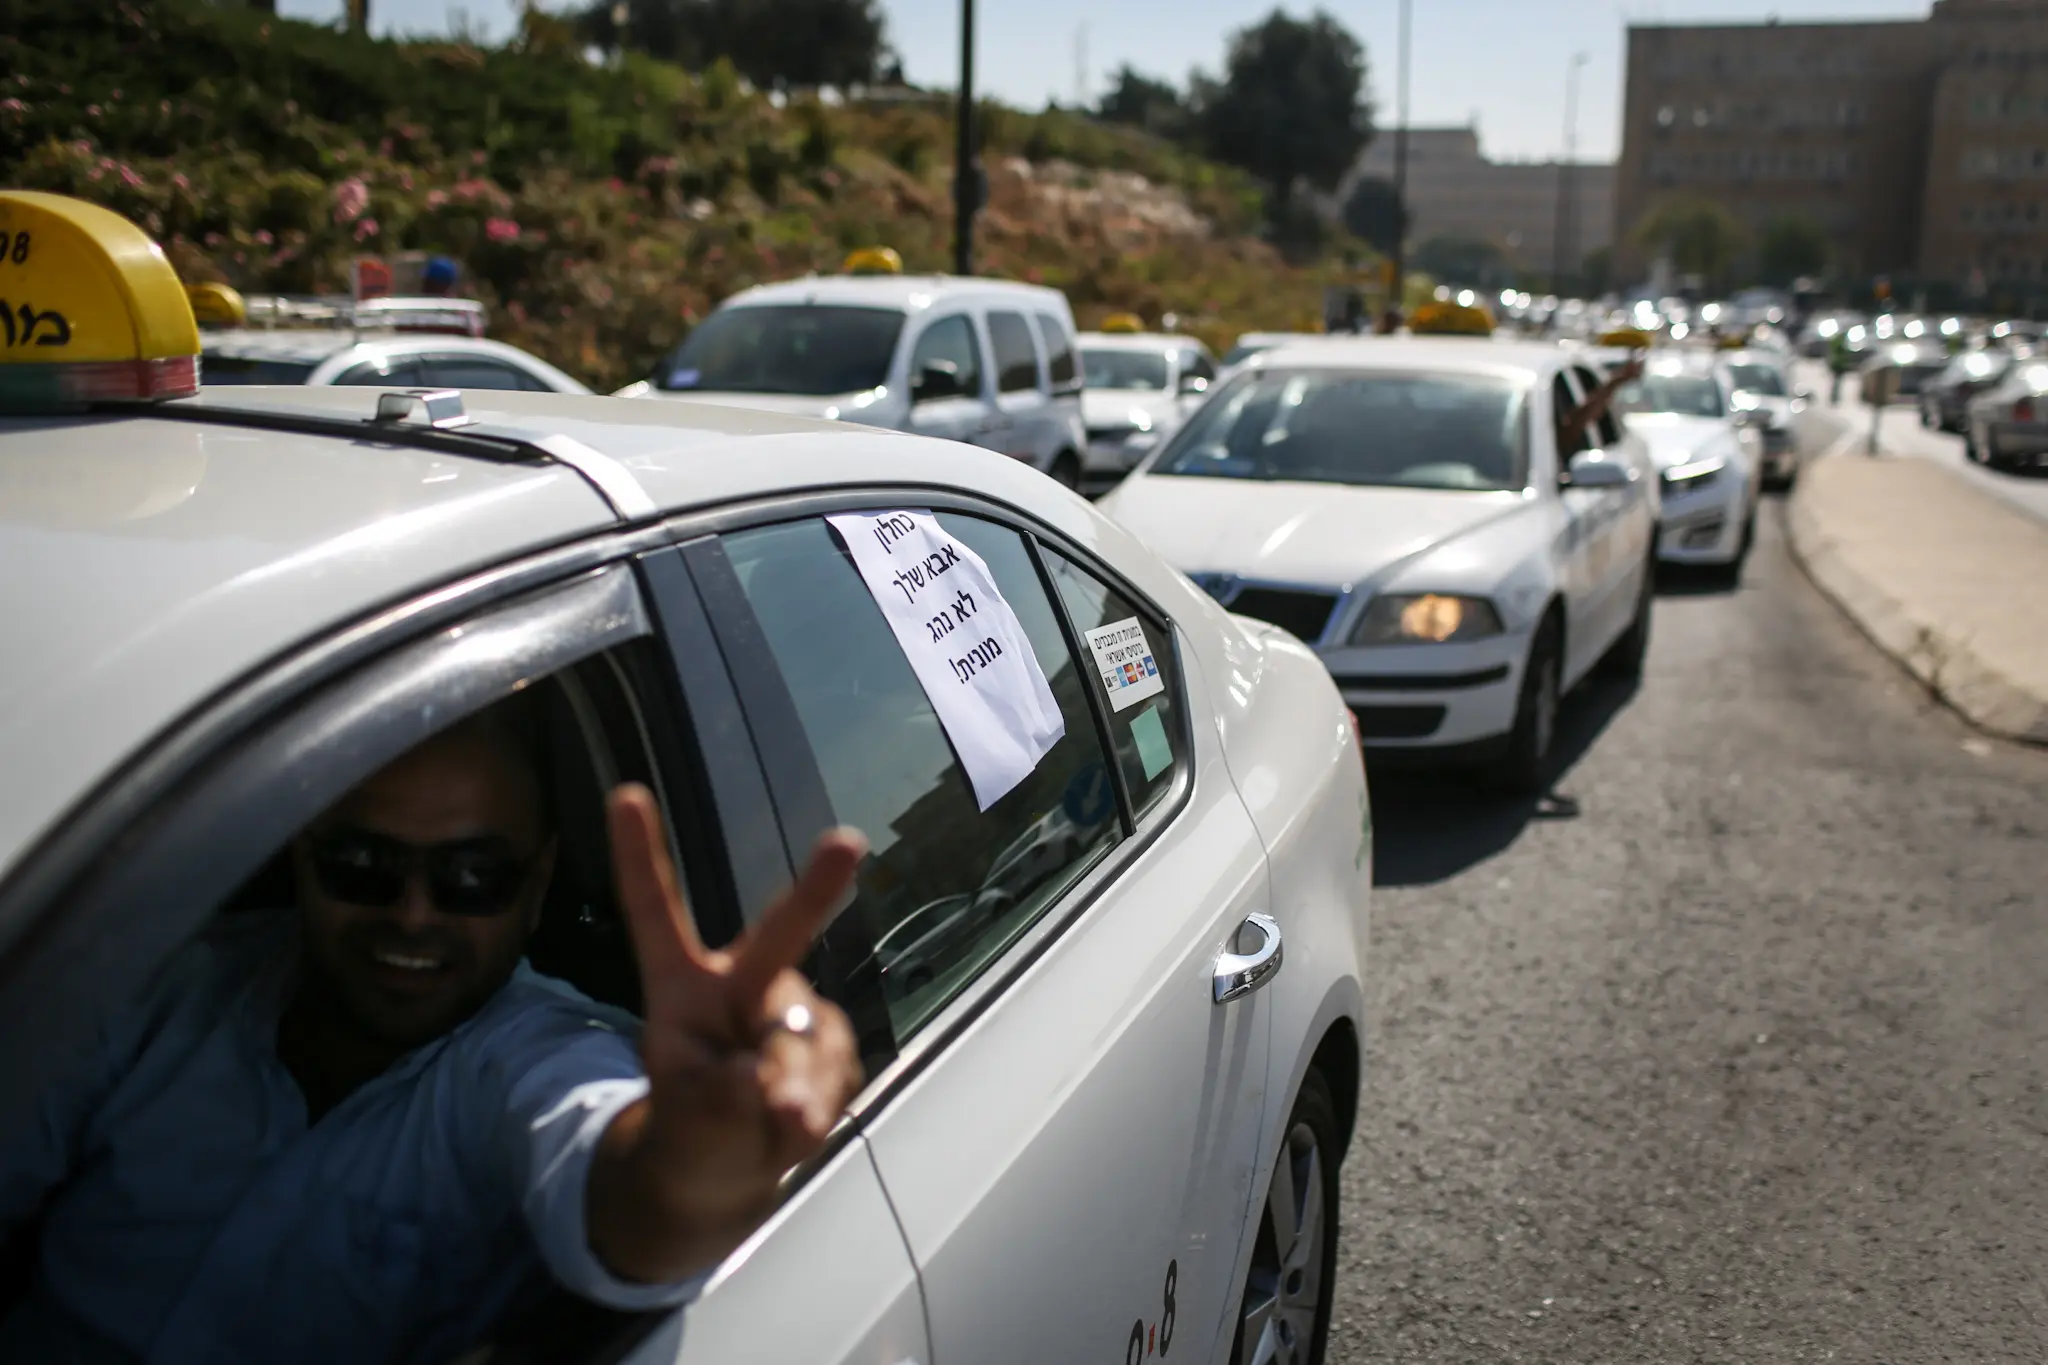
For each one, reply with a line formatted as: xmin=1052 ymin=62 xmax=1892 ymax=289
xmin=1787 ymin=437 xmax=2048 ymax=744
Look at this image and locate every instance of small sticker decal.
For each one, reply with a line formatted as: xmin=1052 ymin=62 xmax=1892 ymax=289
xmin=1129 ymin=705 xmax=1172 ymax=781
xmin=1086 ymin=616 xmax=1165 ymax=712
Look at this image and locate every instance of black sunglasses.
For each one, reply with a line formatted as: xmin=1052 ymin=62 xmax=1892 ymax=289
xmin=305 ymin=827 xmax=535 ymax=917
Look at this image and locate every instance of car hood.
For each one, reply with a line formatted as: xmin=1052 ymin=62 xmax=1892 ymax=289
xmin=626 ymin=389 xmax=856 ymax=420
xmin=1083 ymin=389 xmax=1179 ymax=431
xmin=1624 ymin=413 xmax=1737 ymax=469
xmin=1100 ymin=475 xmax=1530 ymax=587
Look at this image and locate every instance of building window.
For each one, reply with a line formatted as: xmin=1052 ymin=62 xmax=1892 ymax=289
xmin=1657 ymin=104 xmax=1676 ymax=128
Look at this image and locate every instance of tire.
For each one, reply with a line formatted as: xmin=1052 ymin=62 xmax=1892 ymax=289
xmin=1228 ymin=1069 xmax=1342 ymax=1365
xmin=1049 ymin=452 xmax=1082 ymax=491
xmin=1600 ymin=547 xmax=1654 ymax=681
xmin=1487 ymin=613 xmax=1563 ymax=797
xmin=1965 ymin=426 xmax=1983 ymax=463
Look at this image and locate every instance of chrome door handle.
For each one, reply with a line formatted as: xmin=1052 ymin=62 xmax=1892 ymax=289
xmin=1213 ymin=913 xmax=1283 ymax=1004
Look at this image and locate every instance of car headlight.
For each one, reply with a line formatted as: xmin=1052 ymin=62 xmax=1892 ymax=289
xmin=1661 ymin=460 xmax=1723 ymax=494
xmin=1350 ymin=593 xmax=1505 ymax=646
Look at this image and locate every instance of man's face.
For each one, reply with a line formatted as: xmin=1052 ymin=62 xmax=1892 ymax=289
xmin=292 ymin=725 xmax=555 ymax=1051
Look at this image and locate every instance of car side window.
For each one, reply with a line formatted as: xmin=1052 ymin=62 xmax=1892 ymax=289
xmin=721 ymin=514 xmax=1119 ymax=1042
xmin=987 ymin=311 xmax=1042 ymax=394
xmin=420 ymin=357 xmax=536 ymax=391
xmin=1043 ymin=552 xmax=1187 ymax=815
xmin=1183 ymin=351 xmax=1217 ymax=385
xmin=1574 ymin=365 xmax=1624 ymax=446
xmin=909 ymin=315 xmax=984 ymax=400
xmin=1034 ymin=312 xmax=1080 ymax=393
xmin=335 ymin=359 xmax=422 ymax=386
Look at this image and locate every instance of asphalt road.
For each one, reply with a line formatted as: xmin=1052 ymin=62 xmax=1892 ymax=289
xmin=1330 ymin=444 xmax=2048 ymax=1361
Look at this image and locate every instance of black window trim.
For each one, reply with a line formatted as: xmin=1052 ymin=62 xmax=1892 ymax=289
xmin=673 ymin=488 xmax=1196 ymax=1123
xmin=1032 ymin=311 xmax=1083 ymax=396
xmin=987 ymin=308 xmax=1046 ymax=395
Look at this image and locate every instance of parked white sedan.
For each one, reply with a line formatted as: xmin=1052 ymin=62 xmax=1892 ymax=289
xmin=0 ymin=193 xmax=1370 ymax=1365
xmin=1100 ymin=338 xmax=1660 ymax=792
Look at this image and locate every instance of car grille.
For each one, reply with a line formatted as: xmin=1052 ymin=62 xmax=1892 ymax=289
xmin=1352 ymin=705 xmax=1447 ymax=739
xmin=1225 ymin=587 xmax=1340 ymax=643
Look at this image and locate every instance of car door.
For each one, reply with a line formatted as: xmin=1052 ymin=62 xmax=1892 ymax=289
xmin=695 ymin=504 xmax=1275 ymax=1365
xmin=0 ymin=560 xmax=926 ymax=1365
xmin=905 ymin=314 xmax=998 ymax=447
xmin=1569 ymin=363 xmax=1652 ymax=666
xmin=1549 ymin=368 xmax=1611 ymax=681
xmin=984 ymin=309 xmax=1051 ymax=469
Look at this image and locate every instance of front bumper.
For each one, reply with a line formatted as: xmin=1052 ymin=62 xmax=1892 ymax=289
xmin=1761 ymin=428 xmax=1798 ymax=481
xmin=1318 ymin=634 xmax=1528 ymax=752
xmin=1658 ymin=482 xmax=1747 ymax=564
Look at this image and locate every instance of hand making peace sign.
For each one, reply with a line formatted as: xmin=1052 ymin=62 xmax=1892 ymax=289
xmin=587 ymin=784 xmax=868 ymax=1284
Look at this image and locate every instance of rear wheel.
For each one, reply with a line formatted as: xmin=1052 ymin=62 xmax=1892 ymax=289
xmin=1229 ymin=1070 xmax=1340 ymax=1365
xmin=1487 ymin=614 xmax=1562 ymax=797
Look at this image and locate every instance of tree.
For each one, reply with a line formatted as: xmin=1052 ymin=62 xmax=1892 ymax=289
xmin=1196 ymin=9 xmax=1371 ymax=222
xmin=1632 ymin=194 xmax=1748 ymax=290
xmin=1341 ymin=175 xmax=1407 ymax=255
xmin=1096 ymin=66 xmax=1189 ymax=142
xmin=1759 ymin=215 xmax=1829 ymax=288
xmin=583 ymin=0 xmax=888 ymax=89
xmin=344 ymin=0 xmax=368 ymax=32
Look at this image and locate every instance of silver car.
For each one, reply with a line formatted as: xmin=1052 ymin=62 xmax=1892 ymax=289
xmin=1965 ymin=358 xmax=2048 ymax=470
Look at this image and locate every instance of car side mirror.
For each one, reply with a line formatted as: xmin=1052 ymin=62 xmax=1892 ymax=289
xmin=913 ymin=360 xmax=964 ymax=403
xmin=1562 ymin=450 xmax=1632 ymax=489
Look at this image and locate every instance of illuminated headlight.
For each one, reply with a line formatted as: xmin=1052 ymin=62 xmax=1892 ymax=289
xmin=1350 ymin=593 xmax=1505 ymax=646
xmin=1662 ymin=460 xmax=1724 ymax=495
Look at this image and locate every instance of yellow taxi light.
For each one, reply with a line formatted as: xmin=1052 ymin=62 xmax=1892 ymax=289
xmin=1409 ymin=301 xmax=1496 ymax=336
xmin=185 ymin=281 xmax=247 ymax=329
xmin=843 ymin=246 xmax=903 ymax=276
xmin=1100 ymin=312 xmax=1144 ymax=334
xmin=1596 ymin=327 xmax=1655 ymax=349
xmin=0 ymin=191 xmax=201 ymax=405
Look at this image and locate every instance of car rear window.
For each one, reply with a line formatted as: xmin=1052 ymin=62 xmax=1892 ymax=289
xmin=1152 ymin=368 xmax=1529 ymax=492
xmin=200 ymin=355 xmax=319 ymax=385
xmin=658 ymin=304 xmax=906 ymax=396
xmin=1081 ymin=350 xmax=1171 ymax=392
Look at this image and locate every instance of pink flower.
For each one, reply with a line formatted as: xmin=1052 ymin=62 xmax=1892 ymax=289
xmin=171 ymin=172 xmax=190 ymax=191
xmin=471 ymin=150 xmax=487 ymax=166
xmin=398 ymin=170 xmax=413 ymax=191
xmin=85 ymin=104 xmax=101 ymax=118
xmin=117 ymin=164 xmax=144 ymax=189
xmin=159 ymin=99 xmax=170 ymax=115
xmin=254 ymin=229 xmax=273 ymax=245
xmin=425 ymin=189 xmax=449 ymax=209
xmin=0 ymin=98 xmax=24 ymax=116
xmin=204 ymin=232 xmax=223 ymax=247
xmin=331 ymin=176 xmax=369 ymax=224
xmin=484 ymin=217 xmax=520 ymax=243
xmin=353 ymin=217 xmax=379 ymax=241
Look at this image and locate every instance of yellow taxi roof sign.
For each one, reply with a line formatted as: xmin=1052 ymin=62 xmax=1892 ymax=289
xmin=1409 ymin=300 xmax=1495 ymax=336
xmin=185 ymin=281 xmax=247 ymax=329
xmin=843 ymin=246 xmax=903 ymax=276
xmin=1597 ymin=327 xmax=1655 ymax=349
xmin=0 ymin=191 xmax=200 ymax=404
xmin=1100 ymin=312 xmax=1144 ymax=334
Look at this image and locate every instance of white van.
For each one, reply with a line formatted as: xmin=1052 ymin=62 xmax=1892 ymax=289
xmin=618 ymin=257 xmax=1091 ymax=487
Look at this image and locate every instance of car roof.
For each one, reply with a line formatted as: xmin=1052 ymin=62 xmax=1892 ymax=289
xmin=717 ymin=273 xmax=1072 ymax=317
xmin=1076 ymin=332 xmax=1204 ymax=353
xmin=1249 ymin=336 xmax=1572 ymax=379
xmin=0 ymin=384 xmax=1108 ymax=876
xmin=199 ymin=329 xmax=360 ymax=364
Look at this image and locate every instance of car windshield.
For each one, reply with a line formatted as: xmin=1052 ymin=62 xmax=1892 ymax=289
xmin=657 ymin=304 xmax=906 ymax=395
xmin=200 ymin=355 xmax=319 ymax=385
xmin=1081 ymin=349 xmax=1171 ymax=391
xmin=1618 ymin=374 xmax=1725 ymax=418
xmin=1150 ymin=368 xmax=1528 ymax=491
xmin=1724 ymin=364 xmax=1786 ymax=396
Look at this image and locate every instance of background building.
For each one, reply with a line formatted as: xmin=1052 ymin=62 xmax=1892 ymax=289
xmin=1615 ymin=0 xmax=2048 ymax=303
xmin=1350 ymin=126 xmax=1616 ymax=284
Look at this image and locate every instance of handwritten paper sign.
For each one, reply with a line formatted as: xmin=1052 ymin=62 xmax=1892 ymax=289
xmin=1084 ymin=617 xmax=1165 ymax=712
xmin=827 ymin=510 xmax=1065 ymax=810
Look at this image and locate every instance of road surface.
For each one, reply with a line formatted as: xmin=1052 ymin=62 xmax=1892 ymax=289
xmin=1330 ymin=431 xmax=2048 ymax=1361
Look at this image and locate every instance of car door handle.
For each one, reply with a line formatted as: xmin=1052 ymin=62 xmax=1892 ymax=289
xmin=1213 ymin=913 xmax=1283 ymax=1004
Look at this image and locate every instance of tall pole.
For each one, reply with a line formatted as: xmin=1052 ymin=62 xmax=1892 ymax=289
xmin=1387 ymin=0 xmax=1411 ymax=323
xmin=1553 ymin=52 xmax=1587 ymax=295
xmin=953 ymin=0 xmax=977 ymax=275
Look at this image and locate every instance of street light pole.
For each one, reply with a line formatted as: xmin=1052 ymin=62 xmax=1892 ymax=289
xmin=1387 ymin=0 xmax=1411 ymax=325
xmin=1553 ymin=51 xmax=1588 ymax=295
xmin=953 ymin=0 xmax=978 ymax=275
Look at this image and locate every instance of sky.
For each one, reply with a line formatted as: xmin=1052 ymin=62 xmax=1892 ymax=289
xmin=282 ymin=0 xmax=1938 ymax=162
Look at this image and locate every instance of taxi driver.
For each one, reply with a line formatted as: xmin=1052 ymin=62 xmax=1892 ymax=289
xmin=0 ymin=698 xmax=867 ymax=1363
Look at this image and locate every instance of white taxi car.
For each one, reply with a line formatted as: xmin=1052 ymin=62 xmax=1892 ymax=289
xmin=1076 ymin=326 xmax=1219 ymax=490
xmin=1100 ymin=337 xmax=1659 ymax=792
xmin=0 ymin=193 xmax=1367 ymax=1365
xmin=616 ymin=250 xmax=1090 ymax=488
xmin=1608 ymin=353 xmax=1762 ymax=580
xmin=200 ymin=326 xmax=590 ymax=393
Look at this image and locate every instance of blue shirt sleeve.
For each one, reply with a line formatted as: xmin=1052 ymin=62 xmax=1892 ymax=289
xmin=493 ymin=992 xmax=712 ymax=1311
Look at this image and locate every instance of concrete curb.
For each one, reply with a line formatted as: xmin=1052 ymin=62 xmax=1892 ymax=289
xmin=1786 ymin=455 xmax=2048 ymax=746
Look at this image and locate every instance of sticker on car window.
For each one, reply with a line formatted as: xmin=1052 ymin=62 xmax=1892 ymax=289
xmin=1085 ymin=616 xmax=1165 ymax=712
xmin=827 ymin=510 xmax=1066 ymax=810
xmin=1128 ymin=705 xmax=1173 ymax=781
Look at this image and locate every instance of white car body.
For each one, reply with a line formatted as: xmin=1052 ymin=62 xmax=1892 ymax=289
xmin=1075 ymin=332 xmax=1219 ymax=487
xmin=3 ymin=384 xmax=1367 ymax=1365
xmin=615 ymin=273 xmax=1091 ymax=487
xmin=1100 ymin=338 xmax=1660 ymax=770
xmin=199 ymin=328 xmax=591 ymax=392
xmin=1608 ymin=355 xmax=1764 ymax=569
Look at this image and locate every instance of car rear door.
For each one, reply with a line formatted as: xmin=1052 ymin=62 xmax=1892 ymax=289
xmin=691 ymin=501 xmax=1276 ymax=1365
